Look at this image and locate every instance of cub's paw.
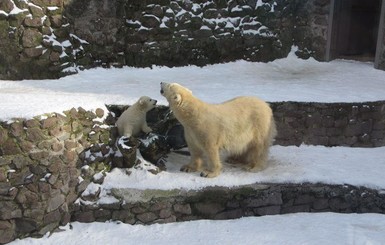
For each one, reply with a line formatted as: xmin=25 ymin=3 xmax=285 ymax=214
xmin=180 ymin=165 xmax=198 ymax=173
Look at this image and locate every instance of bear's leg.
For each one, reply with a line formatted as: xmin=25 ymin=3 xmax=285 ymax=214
xmin=123 ymin=125 xmax=133 ymax=137
xmin=200 ymin=147 xmax=221 ymax=178
xmin=141 ymin=123 xmax=152 ymax=134
xmin=180 ymin=146 xmax=203 ymax=173
xmin=245 ymin=142 xmax=269 ymax=172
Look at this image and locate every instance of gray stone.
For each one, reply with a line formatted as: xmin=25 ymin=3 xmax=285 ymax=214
xmin=194 ymin=202 xmax=225 ymax=216
xmin=313 ymin=198 xmax=329 ymax=210
xmin=141 ymin=14 xmax=161 ymax=28
xmin=73 ymin=211 xmax=95 ymax=223
xmin=281 ymin=204 xmax=311 ymax=214
xmin=23 ymin=47 xmax=44 ymax=58
xmin=136 ymin=212 xmax=158 ymax=223
xmin=243 ymin=192 xmax=282 ymax=208
xmin=24 ymin=17 xmax=43 ymax=27
xmin=22 ymin=28 xmax=43 ymax=48
xmin=0 ymin=201 xmax=22 ymax=219
xmin=214 ymin=209 xmax=243 ymax=220
xmin=255 ymin=205 xmax=281 ymax=216
xmin=0 ymin=0 xmax=14 ymax=13
xmin=15 ymin=218 xmax=37 ymax=234
xmin=0 ymin=220 xmax=15 ymax=244
xmin=156 ymin=215 xmax=177 ymax=224
xmin=47 ymin=194 xmax=65 ymax=212
xmin=173 ymin=203 xmax=191 ymax=215
xmin=29 ymin=4 xmax=44 ymax=17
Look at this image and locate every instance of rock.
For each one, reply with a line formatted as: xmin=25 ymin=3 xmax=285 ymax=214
xmin=24 ymin=16 xmax=43 ymax=27
xmin=194 ymin=202 xmax=225 ymax=217
xmin=145 ymin=4 xmax=163 ymax=18
xmin=95 ymin=108 xmax=104 ymax=118
xmin=193 ymin=28 xmax=213 ymax=38
xmin=136 ymin=212 xmax=158 ymax=223
xmin=116 ymin=136 xmax=139 ymax=168
xmin=0 ymin=220 xmax=15 ymax=244
xmin=47 ymin=194 xmax=65 ymax=212
xmin=0 ymin=127 xmax=8 ymax=145
xmin=141 ymin=14 xmax=160 ymax=28
xmin=23 ymin=47 xmax=44 ymax=58
xmin=49 ymin=15 xmax=62 ymax=28
xmin=22 ymin=28 xmax=43 ymax=48
xmin=29 ymin=4 xmax=45 ymax=17
xmin=139 ymin=133 xmax=169 ymax=170
xmin=165 ymin=124 xmax=186 ymax=149
xmin=15 ymin=219 xmax=37 ymax=234
xmin=173 ymin=203 xmax=191 ymax=215
xmin=0 ymin=0 xmax=14 ymax=13
xmin=2 ymin=138 xmax=22 ymax=155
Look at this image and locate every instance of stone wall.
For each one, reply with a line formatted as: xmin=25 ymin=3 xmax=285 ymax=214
xmin=0 ymin=107 xmax=117 ymax=243
xmin=272 ymin=101 xmax=385 ymax=147
xmin=1 ymin=100 xmax=384 ymax=243
xmin=72 ymin=183 xmax=385 ymax=225
xmin=0 ymin=0 xmax=330 ymax=80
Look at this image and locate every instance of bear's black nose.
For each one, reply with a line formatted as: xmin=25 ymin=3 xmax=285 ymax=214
xmin=160 ymin=89 xmax=164 ymax=94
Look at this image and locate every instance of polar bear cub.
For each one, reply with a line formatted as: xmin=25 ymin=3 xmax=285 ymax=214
xmin=160 ymin=82 xmax=276 ymax=178
xmin=116 ymin=96 xmax=157 ymax=137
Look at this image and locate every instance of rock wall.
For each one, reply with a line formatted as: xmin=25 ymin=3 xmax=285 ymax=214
xmin=1 ymin=100 xmax=384 ymax=243
xmin=72 ymin=183 xmax=385 ymax=225
xmin=0 ymin=0 xmax=330 ymax=80
xmin=0 ymin=107 xmax=117 ymax=243
xmin=272 ymin=101 xmax=385 ymax=147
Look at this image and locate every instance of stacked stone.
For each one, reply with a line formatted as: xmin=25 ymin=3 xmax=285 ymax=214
xmin=72 ymin=183 xmax=385 ymax=226
xmin=0 ymin=0 xmax=340 ymax=80
xmin=121 ymin=0 xmax=286 ymax=67
xmin=0 ymin=0 xmax=88 ymax=80
xmin=272 ymin=101 xmax=385 ymax=147
xmin=0 ymin=107 xmax=112 ymax=244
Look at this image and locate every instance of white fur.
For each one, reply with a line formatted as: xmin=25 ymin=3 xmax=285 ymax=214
xmin=160 ymin=82 xmax=277 ymax=178
xmin=116 ymin=96 xmax=157 ymax=137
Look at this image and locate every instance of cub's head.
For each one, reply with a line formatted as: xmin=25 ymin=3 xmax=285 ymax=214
xmin=137 ymin=96 xmax=157 ymax=111
xmin=160 ymin=82 xmax=192 ymax=106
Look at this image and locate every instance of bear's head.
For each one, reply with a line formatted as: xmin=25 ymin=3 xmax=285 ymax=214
xmin=160 ymin=82 xmax=192 ymax=107
xmin=138 ymin=96 xmax=157 ymax=111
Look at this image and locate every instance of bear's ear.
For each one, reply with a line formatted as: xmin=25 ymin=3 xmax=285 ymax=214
xmin=174 ymin=94 xmax=182 ymax=103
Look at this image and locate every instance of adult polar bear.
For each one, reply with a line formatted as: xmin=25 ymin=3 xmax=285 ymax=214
xmin=160 ymin=82 xmax=277 ymax=178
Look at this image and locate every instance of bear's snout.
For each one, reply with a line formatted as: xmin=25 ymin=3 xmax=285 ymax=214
xmin=153 ymin=100 xmax=157 ymax=105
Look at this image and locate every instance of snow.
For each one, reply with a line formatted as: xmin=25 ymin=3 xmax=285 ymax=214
xmin=100 ymin=145 xmax=385 ymax=192
xmin=10 ymin=213 xmax=385 ymax=245
xmin=2 ymin=47 xmax=385 ymax=244
xmin=1 ymin=47 xmax=384 ymax=120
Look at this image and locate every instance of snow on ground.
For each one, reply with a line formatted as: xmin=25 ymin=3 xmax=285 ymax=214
xmin=3 ymin=49 xmax=385 ymax=244
xmin=1 ymin=48 xmax=385 ymax=120
xmin=11 ymin=213 xmax=385 ymax=245
xmin=100 ymin=145 xmax=385 ymax=194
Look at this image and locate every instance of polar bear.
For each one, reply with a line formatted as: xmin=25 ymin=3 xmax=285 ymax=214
xmin=116 ymin=96 xmax=157 ymax=137
xmin=160 ymin=82 xmax=276 ymax=178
